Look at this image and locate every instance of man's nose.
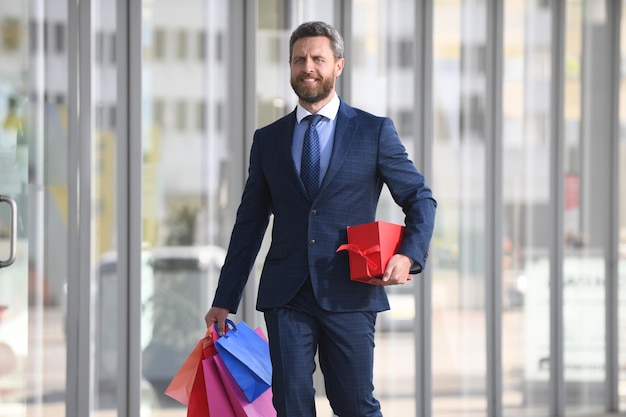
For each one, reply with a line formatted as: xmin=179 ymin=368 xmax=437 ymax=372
xmin=303 ymin=57 xmax=315 ymax=71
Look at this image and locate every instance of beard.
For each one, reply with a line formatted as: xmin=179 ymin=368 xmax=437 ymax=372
xmin=291 ymin=75 xmax=334 ymax=104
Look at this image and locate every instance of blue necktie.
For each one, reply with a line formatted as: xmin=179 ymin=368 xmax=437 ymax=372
xmin=301 ymin=114 xmax=323 ymax=199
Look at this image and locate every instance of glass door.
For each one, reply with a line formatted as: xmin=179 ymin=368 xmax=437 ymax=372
xmin=139 ymin=0 xmax=241 ymax=414
xmin=0 ymin=1 xmax=69 ymax=416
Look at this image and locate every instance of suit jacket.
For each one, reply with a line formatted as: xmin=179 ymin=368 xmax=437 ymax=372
xmin=212 ymin=99 xmax=437 ymax=313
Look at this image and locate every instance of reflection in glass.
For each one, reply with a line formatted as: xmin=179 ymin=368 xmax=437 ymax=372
xmin=501 ymin=1 xmax=552 ymax=415
xmin=141 ymin=0 xmax=231 ymax=414
xmin=93 ymin=1 xmax=120 ymax=413
xmin=0 ymin=0 xmax=31 ymax=411
xmin=0 ymin=1 xmax=69 ymax=416
xmin=351 ymin=0 xmax=418 ymax=415
xmin=561 ymin=1 xmax=608 ymax=413
xmin=431 ymin=0 xmax=488 ymax=415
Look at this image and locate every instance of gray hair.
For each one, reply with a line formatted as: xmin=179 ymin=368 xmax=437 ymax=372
xmin=289 ymin=21 xmax=344 ymax=62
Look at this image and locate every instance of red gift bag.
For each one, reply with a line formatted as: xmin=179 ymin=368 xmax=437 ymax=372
xmin=336 ymin=221 xmax=410 ymax=284
xmin=188 ymin=352 xmax=211 ymax=417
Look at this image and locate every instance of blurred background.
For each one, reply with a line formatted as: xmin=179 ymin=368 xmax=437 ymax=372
xmin=0 ymin=0 xmax=625 ymax=416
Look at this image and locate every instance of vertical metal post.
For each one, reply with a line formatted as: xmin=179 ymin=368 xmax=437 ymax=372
xmin=127 ymin=0 xmax=144 ymax=415
xmin=414 ymin=0 xmax=433 ymax=416
xmin=229 ymin=0 xmax=260 ymax=324
xmin=485 ymin=0 xmax=504 ymax=416
xmin=605 ymin=0 xmax=621 ymax=411
xmin=115 ymin=0 xmax=133 ymax=415
xmin=76 ymin=0 xmax=94 ymax=415
xmin=335 ymin=0 xmax=352 ymax=103
xmin=550 ymin=0 xmax=566 ymax=415
xmin=66 ymin=0 xmax=80 ymax=414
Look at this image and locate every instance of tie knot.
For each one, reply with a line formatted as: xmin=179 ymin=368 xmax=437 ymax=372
xmin=306 ymin=114 xmax=323 ymax=127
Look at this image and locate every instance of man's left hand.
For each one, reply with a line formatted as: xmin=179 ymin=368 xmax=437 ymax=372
xmin=368 ymin=254 xmax=412 ymax=286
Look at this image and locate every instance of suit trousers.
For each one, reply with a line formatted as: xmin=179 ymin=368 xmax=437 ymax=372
xmin=264 ymin=278 xmax=383 ymax=417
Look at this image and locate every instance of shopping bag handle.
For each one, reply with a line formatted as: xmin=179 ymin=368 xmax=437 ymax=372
xmin=213 ymin=318 xmax=236 ymax=337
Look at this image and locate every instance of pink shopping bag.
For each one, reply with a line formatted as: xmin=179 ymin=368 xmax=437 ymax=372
xmin=203 ymin=353 xmax=240 ymax=417
xmin=214 ymin=354 xmax=276 ymax=417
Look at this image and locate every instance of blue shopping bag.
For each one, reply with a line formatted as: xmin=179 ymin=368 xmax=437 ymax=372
xmin=214 ymin=319 xmax=272 ymax=402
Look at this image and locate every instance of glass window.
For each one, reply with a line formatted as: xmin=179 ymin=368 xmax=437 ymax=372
xmin=197 ymin=30 xmax=205 ymax=60
xmin=153 ymin=100 xmax=165 ymax=128
xmin=96 ymin=32 xmax=104 ymax=63
xmin=561 ymin=1 xmax=609 ymax=413
xmin=349 ymin=0 xmax=420 ymax=415
xmin=196 ymin=100 xmax=205 ymax=131
xmin=54 ymin=22 xmax=65 ymax=53
xmin=176 ymin=100 xmax=187 ymax=131
xmin=93 ymin=0 xmax=120 ymax=414
xmin=0 ymin=2 xmax=69 ymax=416
xmin=501 ymin=1 xmax=552 ymax=415
xmin=177 ymin=30 xmax=187 ymax=60
xmin=140 ymin=0 xmax=233 ymax=414
xmin=431 ymin=0 xmax=488 ymax=415
xmin=154 ymin=29 xmax=166 ymax=60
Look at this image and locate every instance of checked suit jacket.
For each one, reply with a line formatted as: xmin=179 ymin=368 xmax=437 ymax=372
xmin=212 ymin=99 xmax=437 ymax=314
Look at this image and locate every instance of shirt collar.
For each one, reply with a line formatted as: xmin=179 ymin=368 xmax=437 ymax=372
xmin=296 ymin=93 xmax=340 ymax=123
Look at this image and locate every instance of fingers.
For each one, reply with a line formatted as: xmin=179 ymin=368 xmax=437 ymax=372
xmin=368 ymin=274 xmax=407 ymax=286
xmin=368 ymin=254 xmax=411 ymax=286
xmin=204 ymin=307 xmax=229 ymax=335
xmin=204 ymin=310 xmax=214 ymax=328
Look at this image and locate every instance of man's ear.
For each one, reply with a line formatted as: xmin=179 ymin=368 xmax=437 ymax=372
xmin=335 ymin=58 xmax=345 ymax=77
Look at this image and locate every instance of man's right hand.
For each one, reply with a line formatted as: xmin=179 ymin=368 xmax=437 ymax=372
xmin=204 ymin=306 xmax=230 ymax=336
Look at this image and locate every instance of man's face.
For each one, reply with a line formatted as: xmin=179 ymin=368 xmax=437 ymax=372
xmin=290 ymin=36 xmax=344 ymax=105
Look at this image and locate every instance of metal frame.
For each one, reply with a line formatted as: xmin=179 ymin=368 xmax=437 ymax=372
xmin=115 ymin=0 xmax=143 ymax=416
xmin=550 ymin=0 xmax=566 ymax=415
xmin=336 ymin=0 xmax=352 ymax=103
xmin=236 ymin=0 xmax=260 ymax=324
xmin=78 ymin=0 xmax=94 ymax=414
xmin=606 ymin=0 xmax=622 ymax=411
xmin=115 ymin=0 xmax=129 ymax=414
xmin=414 ymin=1 xmax=434 ymax=416
xmin=485 ymin=1 xmax=504 ymax=416
xmin=66 ymin=0 xmax=94 ymax=415
xmin=65 ymin=0 xmax=80 ymax=414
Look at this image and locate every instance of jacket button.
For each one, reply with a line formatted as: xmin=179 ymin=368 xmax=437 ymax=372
xmin=308 ymin=239 xmax=316 ymax=246
xmin=309 ymin=210 xmax=317 ymax=216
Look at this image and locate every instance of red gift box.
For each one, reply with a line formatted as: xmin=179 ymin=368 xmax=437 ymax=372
xmin=336 ymin=221 xmax=409 ymax=284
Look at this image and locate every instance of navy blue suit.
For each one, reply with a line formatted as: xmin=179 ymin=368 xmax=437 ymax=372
xmin=212 ymin=99 xmax=436 ymax=416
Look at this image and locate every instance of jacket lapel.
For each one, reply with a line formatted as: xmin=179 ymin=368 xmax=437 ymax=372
xmin=318 ymin=101 xmax=358 ymax=197
xmin=277 ymin=111 xmax=311 ymax=198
